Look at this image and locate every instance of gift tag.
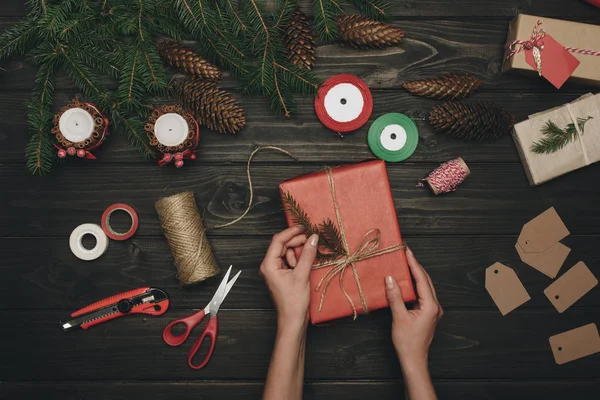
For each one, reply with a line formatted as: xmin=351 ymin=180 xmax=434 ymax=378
xmin=524 ymin=34 xmax=580 ymax=89
xmin=544 ymin=262 xmax=598 ymax=313
xmin=549 ymin=323 xmax=600 ymax=365
xmin=515 ymin=241 xmax=570 ymax=279
xmin=485 ymin=263 xmax=531 ymax=316
xmin=517 ymin=207 xmax=569 ymax=254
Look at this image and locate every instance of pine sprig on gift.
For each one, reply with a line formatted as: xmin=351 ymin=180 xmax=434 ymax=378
xmin=281 ymin=191 xmax=346 ymax=262
xmin=531 ymin=117 xmax=593 ymax=154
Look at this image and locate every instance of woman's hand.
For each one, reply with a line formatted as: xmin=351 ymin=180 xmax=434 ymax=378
xmin=385 ymin=247 xmax=443 ymax=368
xmin=260 ymin=225 xmax=319 ymax=331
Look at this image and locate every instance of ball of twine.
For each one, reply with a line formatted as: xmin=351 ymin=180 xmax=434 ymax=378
xmin=155 ymin=192 xmax=219 ymax=285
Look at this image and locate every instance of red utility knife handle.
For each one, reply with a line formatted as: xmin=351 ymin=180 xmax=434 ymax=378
xmin=79 ymin=298 xmax=170 ymax=330
xmin=71 ymin=287 xmax=151 ymax=318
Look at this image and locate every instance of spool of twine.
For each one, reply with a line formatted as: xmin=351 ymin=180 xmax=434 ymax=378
xmin=417 ymin=157 xmax=470 ymax=195
xmin=155 ymin=192 xmax=219 ymax=285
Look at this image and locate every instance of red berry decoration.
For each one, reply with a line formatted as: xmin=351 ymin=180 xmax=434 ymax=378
xmin=67 ymin=147 xmax=76 ymax=156
xmin=76 ymin=149 xmax=86 ymax=158
xmin=57 ymin=149 xmax=67 ymax=158
xmin=175 ymin=160 xmax=184 ymax=168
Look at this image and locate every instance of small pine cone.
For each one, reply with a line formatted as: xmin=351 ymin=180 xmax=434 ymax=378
xmin=428 ymin=101 xmax=515 ymax=141
xmin=157 ymin=40 xmax=222 ymax=81
xmin=178 ymin=79 xmax=246 ymax=135
xmin=337 ymin=15 xmax=404 ymax=49
xmin=402 ymin=73 xmax=482 ymax=100
xmin=284 ymin=10 xmax=316 ymax=70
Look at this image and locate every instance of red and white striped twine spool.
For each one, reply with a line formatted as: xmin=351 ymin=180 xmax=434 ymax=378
xmin=418 ymin=157 xmax=470 ymax=195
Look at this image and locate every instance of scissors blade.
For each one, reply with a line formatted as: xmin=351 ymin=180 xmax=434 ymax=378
xmin=208 ymin=265 xmax=241 ymax=316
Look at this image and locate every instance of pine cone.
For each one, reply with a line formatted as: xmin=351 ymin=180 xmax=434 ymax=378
xmin=178 ymin=79 xmax=246 ymax=135
xmin=402 ymin=73 xmax=482 ymax=100
xmin=428 ymin=101 xmax=515 ymax=141
xmin=157 ymin=40 xmax=222 ymax=81
xmin=284 ymin=10 xmax=316 ymax=70
xmin=337 ymin=15 xmax=404 ymax=49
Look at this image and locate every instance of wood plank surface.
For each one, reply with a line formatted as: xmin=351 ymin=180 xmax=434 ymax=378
xmin=1 ymin=309 xmax=599 ymax=381
xmin=2 ymin=19 xmax=595 ymax=94
xmin=2 ymin=163 xmax=600 ymax=237
xmin=0 ymin=91 xmax=589 ymax=164
xmin=2 ymin=236 xmax=598 ymax=311
xmin=0 ymin=0 xmax=598 ymax=19
xmin=2 ymin=380 xmax=600 ymax=400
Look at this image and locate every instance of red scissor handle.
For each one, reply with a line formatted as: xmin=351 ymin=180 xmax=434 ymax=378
xmin=163 ymin=308 xmax=207 ymax=347
xmin=188 ymin=316 xmax=218 ymax=370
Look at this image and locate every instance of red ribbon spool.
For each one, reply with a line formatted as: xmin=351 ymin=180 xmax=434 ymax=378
xmin=101 ymin=203 xmax=139 ymax=241
xmin=315 ymin=74 xmax=373 ymax=133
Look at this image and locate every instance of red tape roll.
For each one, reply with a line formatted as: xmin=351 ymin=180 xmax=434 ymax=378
xmin=101 ymin=203 xmax=139 ymax=241
xmin=315 ymin=74 xmax=373 ymax=133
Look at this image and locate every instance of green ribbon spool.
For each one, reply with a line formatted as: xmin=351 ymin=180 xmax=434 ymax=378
xmin=367 ymin=113 xmax=419 ymax=162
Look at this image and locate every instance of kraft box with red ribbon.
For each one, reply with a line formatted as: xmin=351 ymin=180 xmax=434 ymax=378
xmin=279 ymin=160 xmax=416 ymax=324
xmin=502 ymin=14 xmax=600 ymax=88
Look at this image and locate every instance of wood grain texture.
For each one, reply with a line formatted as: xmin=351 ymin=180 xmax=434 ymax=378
xmin=0 ymin=0 xmax=598 ymax=18
xmin=1 ymin=19 xmax=595 ymax=94
xmin=2 ymin=163 xmax=600 ymax=237
xmin=2 ymin=236 xmax=598 ymax=311
xmin=2 ymin=309 xmax=599 ymax=381
xmin=2 ymin=380 xmax=600 ymax=400
xmin=3 ymin=91 xmax=588 ymax=165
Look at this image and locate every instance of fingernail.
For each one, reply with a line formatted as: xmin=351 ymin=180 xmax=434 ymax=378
xmin=295 ymin=224 xmax=305 ymax=230
xmin=385 ymin=276 xmax=395 ymax=289
xmin=406 ymin=247 xmax=414 ymax=257
xmin=309 ymin=234 xmax=319 ymax=247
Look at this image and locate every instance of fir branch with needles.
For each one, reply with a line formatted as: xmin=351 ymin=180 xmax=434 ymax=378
xmin=531 ymin=116 xmax=593 ymax=154
xmin=281 ymin=191 xmax=346 ymax=262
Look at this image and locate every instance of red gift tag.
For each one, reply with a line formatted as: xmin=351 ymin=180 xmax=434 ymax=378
xmin=524 ymin=34 xmax=580 ymax=89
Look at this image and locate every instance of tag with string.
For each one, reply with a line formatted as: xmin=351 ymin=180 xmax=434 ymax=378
xmin=523 ymin=34 xmax=580 ymax=89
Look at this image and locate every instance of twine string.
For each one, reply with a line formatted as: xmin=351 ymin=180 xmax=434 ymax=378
xmin=506 ymin=20 xmax=600 ymax=59
xmin=310 ymin=168 xmax=406 ymax=319
xmin=211 ymin=146 xmax=297 ymax=229
xmin=417 ymin=158 xmax=469 ymax=195
xmin=155 ymin=191 xmax=220 ymax=285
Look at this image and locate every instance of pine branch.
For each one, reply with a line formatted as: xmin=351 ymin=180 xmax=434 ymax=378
xmin=313 ymin=0 xmax=342 ymax=42
xmin=61 ymin=50 xmax=111 ymax=109
xmin=349 ymin=0 xmax=389 ymax=19
xmin=0 ymin=17 xmax=39 ymax=64
xmin=281 ymin=191 xmax=346 ymax=261
xmin=26 ymin=60 xmax=58 ymax=175
xmin=531 ymin=117 xmax=593 ymax=154
xmin=110 ymin=109 xmax=155 ymax=158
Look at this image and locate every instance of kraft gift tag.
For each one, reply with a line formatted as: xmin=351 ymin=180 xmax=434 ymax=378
xmin=549 ymin=323 xmax=600 ymax=365
xmin=517 ymin=207 xmax=569 ymax=253
xmin=515 ymin=241 xmax=571 ymax=279
xmin=544 ymin=262 xmax=598 ymax=313
xmin=485 ymin=263 xmax=531 ymax=316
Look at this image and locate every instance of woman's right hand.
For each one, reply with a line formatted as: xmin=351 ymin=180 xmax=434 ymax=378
xmin=385 ymin=247 xmax=443 ymax=368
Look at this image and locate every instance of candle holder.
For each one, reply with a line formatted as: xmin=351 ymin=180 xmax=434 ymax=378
xmin=145 ymin=105 xmax=200 ymax=168
xmin=51 ymin=99 xmax=109 ymax=160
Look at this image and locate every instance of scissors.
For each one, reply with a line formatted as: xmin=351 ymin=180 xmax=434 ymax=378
xmin=162 ymin=265 xmax=241 ymax=369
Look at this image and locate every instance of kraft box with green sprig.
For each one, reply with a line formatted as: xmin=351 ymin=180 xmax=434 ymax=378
xmin=279 ymin=160 xmax=416 ymax=324
xmin=513 ymin=93 xmax=600 ymax=186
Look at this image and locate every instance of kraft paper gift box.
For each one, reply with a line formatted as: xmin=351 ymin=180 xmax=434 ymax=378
xmin=513 ymin=93 xmax=600 ymax=186
xmin=279 ymin=160 xmax=416 ymax=324
xmin=502 ymin=14 xmax=600 ymax=88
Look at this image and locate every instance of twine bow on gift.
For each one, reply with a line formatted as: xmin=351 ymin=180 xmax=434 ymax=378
xmin=310 ymin=168 xmax=406 ymax=320
xmin=505 ymin=20 xmax=600 ymax=76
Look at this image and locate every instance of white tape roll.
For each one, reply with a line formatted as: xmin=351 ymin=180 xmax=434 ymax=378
xmin=69 ymin=223 xmax=109 ymax=261
xmin=323 ymin=83 xmax=365 ymax=123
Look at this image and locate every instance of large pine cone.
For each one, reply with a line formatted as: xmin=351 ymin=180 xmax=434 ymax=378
xmin=157 ymin=40 xmax=222 ymax=81
xmin=178 ymin=79 xmax=246 ymax=135
xmin=402 ymin=73 xmax=482 ymax=100
xmin=428 ymin=101 xmax=515 ymax=141
xmin=337 ymin=15 xmax=404 ymax=49
xmin=284 ymin=10 xmax=316 ymax=70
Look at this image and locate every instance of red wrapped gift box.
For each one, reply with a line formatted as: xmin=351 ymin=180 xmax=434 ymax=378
xmin=279 ymin=160 xmax=416 ymax=324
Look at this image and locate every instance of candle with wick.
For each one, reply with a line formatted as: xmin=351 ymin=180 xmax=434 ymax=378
xmin=59 ymin=108 xmax=96 ymax=143
xmin=154 ymin=113 xmax=190 ymax=147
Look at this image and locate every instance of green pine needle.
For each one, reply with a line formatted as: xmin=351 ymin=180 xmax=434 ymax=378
xmin=531 ymin=116 xmax=593 ymax=154
xmin=313 ymin=0 xmax=342 ymax=42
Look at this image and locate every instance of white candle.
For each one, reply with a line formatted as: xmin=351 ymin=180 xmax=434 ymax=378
xmin=59 ymin=107 xmax=95 ymax=143
xmin=154 ymin=113 xmax=189 ymax=147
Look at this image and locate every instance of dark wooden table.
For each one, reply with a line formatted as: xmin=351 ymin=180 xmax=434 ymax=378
xmin=2 ymin=1 xmax=600 ymax=399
